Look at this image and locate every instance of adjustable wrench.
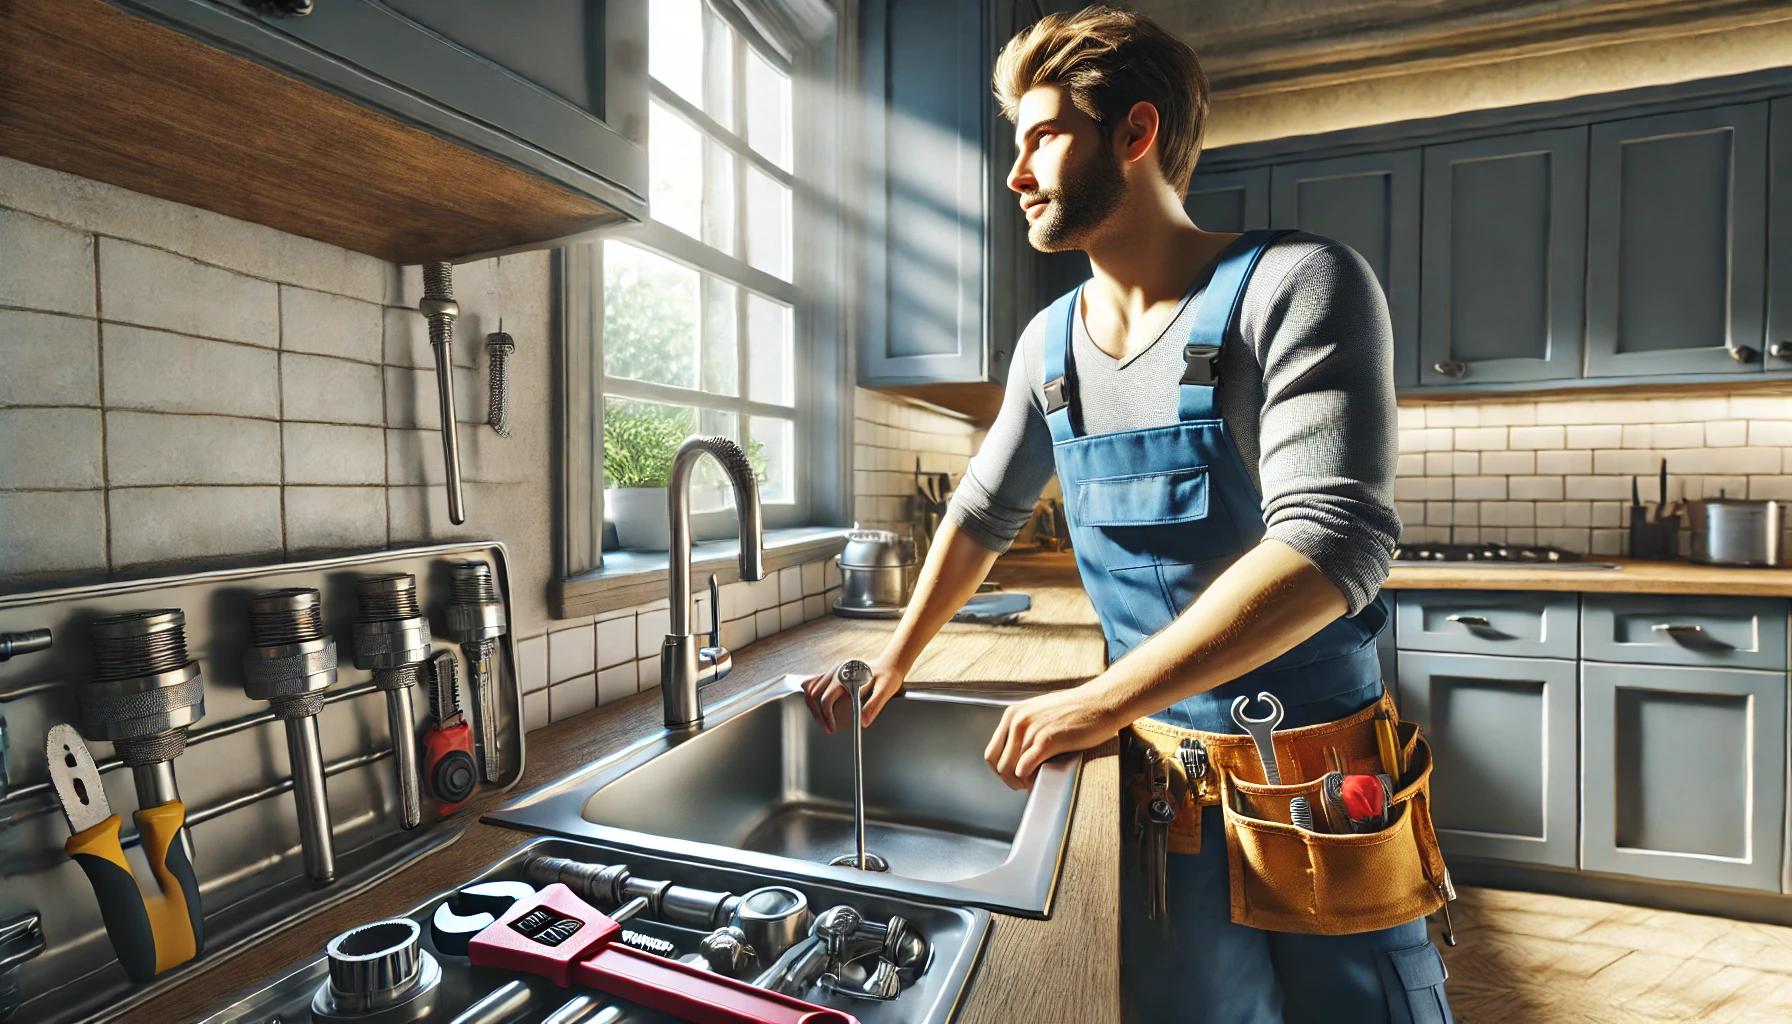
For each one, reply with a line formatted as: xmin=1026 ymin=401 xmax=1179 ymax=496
xmin=1230 ymin=692 xmax=1314 ymax=831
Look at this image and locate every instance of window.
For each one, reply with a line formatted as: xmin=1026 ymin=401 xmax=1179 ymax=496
xmin=561 ymin=0 xmax=846 ymax=578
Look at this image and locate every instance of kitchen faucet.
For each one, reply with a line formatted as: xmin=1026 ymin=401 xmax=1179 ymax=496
xmin=661 ymin=436 xmax=765 ymax=729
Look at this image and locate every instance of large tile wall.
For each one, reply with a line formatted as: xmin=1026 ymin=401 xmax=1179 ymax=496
xmin=1394 ymin=393 xmax=1792 ymax=555
xmin=849 ymin=388 xmax=981 ymax=535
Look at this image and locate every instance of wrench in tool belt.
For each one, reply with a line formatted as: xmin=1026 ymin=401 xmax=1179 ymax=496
xmin=1230 ymin=692 xmax=1315 ymax=831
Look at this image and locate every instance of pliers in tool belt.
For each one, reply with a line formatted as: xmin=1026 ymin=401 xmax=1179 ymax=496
xmin=46 ymin=723 xmax=203 ymax=982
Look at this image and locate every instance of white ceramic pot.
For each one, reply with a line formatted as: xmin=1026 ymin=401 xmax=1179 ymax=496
xmin=606 ymin=487 xmax=670 ymax=551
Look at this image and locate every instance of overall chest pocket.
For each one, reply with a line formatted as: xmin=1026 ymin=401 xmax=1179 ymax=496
xmin=1077 ymin=466 xmax=1242 ymax=631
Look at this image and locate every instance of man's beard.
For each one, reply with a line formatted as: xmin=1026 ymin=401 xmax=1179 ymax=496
xmin=1024 ymin=144 xmax=1126 ymax=252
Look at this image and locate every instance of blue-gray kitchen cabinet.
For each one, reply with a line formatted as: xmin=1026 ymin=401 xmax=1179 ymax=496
xmin=1269 ymin=149 xmax=1422 ymax=388
xmin=1418 ymin=128 xmax=1588 ymax=387
xmin=114 ymin=0 xmax=649 ymax=223
xmin=1580 ymin=661 xmax=1787 ymax=891
xmin=1397 ymin=649 xmax=1579 ymax=868
xmin=1186 ymin=167 xmax=1270 ymax=232
xmin=1582 ymin=594 xmax=1790 ymax=672
xmin=1768 ymin=96 xmax=1792 ymax=371
xmin=1583 ymin=103 xmax=1769 ymax=377
xmin=1394 ymin=590 xmax=1579 ymax=660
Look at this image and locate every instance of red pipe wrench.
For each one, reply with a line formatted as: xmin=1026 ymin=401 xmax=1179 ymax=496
xmin=468 ymin=882 xmax=859 ymax=1024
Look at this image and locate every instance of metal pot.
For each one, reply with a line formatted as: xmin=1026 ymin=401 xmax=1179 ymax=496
xmin=1686 ymin=498 xmax=1783 ymax=566
xmin=834 ymin=527 xmax=915 ymax=610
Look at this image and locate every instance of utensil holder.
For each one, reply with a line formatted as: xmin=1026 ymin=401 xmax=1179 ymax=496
xmin=1627 ymin=507 xmax=1680 ymax=560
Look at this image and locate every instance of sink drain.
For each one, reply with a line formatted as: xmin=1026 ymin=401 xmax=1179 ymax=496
xmin=828 ymin=851 xmax=891 ymax=872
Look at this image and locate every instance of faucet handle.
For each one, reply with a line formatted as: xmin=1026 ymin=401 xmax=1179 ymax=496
xmin=707 ymin=573 xmax=721 ymax=649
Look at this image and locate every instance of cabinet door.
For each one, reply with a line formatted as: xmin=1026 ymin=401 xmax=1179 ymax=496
xmin=1419 ymin=129 xmax=1588 ymax=386
xmin=1397 ymin=651 xmax=1578 ymax=867
xmin=857 ymin=0 xmax=987 ymax=386
xmin=123 ymin=0 xmax=648 ymax=219
xmin=1270 ymin=150 xmax=1421 ymax=388
xmin=1768 ymin=97 xmax=1792 ymax=373
xmin=1581 ymin=662 xmax=1786 ymax=891
xmin=1187 ymin=168 xmax=1270 ymax=232
xmin=1584 ymin=103 xmax=1768 ymax=377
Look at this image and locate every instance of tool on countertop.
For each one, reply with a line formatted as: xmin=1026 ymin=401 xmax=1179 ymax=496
xmin=45 ymin=723 xmax=202 ymax=983
xmin=444 ymin=559 xmax=508 ymax=783
xmin=81 ymin=609 xmax=206 ymax=864
xmin=313 ymin=917 xmax=442 ymax=1021
xmin=527 ymin=854 xmax=744 ymax=931
xmin=350 ymin=573 xmax=432 ymax=830
xmin=467 ymin=882 xmax=862 ymax=1024
xmin=1231 ymin=691 xmax=1314 ymax=831
xmin=423 ymin=650 xmax=478 ymax=815
xmin=420 ymin=261 xmax=467 ymax=525
xmin=242 ymin=587 xmax=338 ymax=885
xmin=0 ymin=628 xmax=51 ymax=663
xmin=485 ymin=322 xmax=516 ymax=439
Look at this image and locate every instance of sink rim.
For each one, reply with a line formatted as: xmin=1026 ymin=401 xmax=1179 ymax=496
xmin=485 ymin=674 xmax=1082 ymax=918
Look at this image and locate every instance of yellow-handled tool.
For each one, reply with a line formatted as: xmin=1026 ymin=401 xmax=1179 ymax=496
xmin=45 ymin=723 xmax=203 ymax=982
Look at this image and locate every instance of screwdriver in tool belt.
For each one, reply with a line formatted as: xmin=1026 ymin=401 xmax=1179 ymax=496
xmin=45 ymin=723 xmax=203 ymax=982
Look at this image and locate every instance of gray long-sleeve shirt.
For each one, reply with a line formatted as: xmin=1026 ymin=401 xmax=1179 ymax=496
xmin=944 ymin=231 xmax=1401 ymax=617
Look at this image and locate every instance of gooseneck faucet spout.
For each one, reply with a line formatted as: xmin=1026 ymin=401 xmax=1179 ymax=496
xmin=662 ymin=435 xmax=765 ymax=729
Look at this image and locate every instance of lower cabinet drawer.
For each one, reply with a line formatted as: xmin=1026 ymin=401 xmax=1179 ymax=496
xmin=1580 ymin=661 xmax=1787 ymax=891
xmin=1397 ymin=650 xmax=1578 ymax=868
xmin=1395 ymin=590 xmax=1578 ymax=659
xmin=1582 ymin=594 xmax=1790 ymax=670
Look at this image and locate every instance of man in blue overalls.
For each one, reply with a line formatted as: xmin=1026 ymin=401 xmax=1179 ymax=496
xmin=804 ymin=6 xmax=1452 ymax=1021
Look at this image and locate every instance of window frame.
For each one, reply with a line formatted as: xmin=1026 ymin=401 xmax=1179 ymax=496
xmin=558 ymin=0 xmax=850 ymax=586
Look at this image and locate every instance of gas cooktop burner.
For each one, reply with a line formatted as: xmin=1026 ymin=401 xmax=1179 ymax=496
xmin=1392 ymin=543 xmax=1588 ymax=563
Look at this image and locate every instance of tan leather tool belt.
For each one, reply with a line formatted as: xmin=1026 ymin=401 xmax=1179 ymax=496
xmin=1123 ymin=693 xmax=1449 ymax=935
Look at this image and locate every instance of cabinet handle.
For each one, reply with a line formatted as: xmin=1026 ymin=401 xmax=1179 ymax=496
xmin=1770 ymin=340 xmax=1792 ymax=360
xmin=1650 ymin=622 xmax=1733 ymax=648
xmin=244 ymin=0 xmax=313 ymax=15
xmin=1432 ymin=361 xmax=1468 ymax=379
xmin=1445 ymin=613 xmax=1490 ymax=627
xmin=1727 ymin=344 xmax=1759 ymax=364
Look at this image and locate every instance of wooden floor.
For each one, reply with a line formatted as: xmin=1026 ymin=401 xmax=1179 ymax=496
xmin=1440 ymin=886 xmax=1792 ymax=1022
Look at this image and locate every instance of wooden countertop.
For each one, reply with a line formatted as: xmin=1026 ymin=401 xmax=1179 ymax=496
xmin=1387 ymin=556 xmax=1792 ymax=596
xmin=132 ymin=553 xmax=1119 ymax=1024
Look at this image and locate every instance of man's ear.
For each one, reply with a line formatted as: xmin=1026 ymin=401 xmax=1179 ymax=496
xmin=1115 ymin=100 xmax=1161 ymax=168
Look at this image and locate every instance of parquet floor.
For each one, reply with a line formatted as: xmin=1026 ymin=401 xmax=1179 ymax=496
xmin=1440 ymin=886 xmax=1792 ymax=1022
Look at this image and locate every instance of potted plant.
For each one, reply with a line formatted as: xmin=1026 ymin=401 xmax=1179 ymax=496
xmin=603 ymin=406 xmax=771 ymax=551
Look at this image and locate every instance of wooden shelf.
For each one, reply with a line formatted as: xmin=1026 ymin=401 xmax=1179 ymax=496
xmin=0 ymin=0 xmax=629 ymax=263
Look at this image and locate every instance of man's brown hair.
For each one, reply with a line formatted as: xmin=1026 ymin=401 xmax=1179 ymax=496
xmin=993 ymin=5 xmax=1209 ymax=196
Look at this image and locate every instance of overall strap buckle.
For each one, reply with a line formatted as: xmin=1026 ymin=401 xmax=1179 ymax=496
xmin=1044 ymin=375 xmax=1070 ymax=414
xmin=1179 ymin=343 xmax=1221 ymax=386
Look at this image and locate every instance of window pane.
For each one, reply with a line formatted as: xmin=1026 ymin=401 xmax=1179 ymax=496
xmin=744 ymin=47 xmax=791 ymax=171
xmin=647 ymin=0 xmax=702 ymax=108
xmin=603 ymin=242 xmax=698 ymax=389
xmin=690 ymin=408 xmax=740 ymax=513
xmin=749 ymin=416 xmax=794 ymax=504
xmin=746 ymin=293 xmax=793 ymax=405
xmin=602 ymin=396 xmax=694 ymax=491
xmin=650 ymin=102 xmax=735 ymax=252
xmin=700 ymin=277 xmax=739 ymax=397
xmin=744 ymin=165 xmax=792 ymax=280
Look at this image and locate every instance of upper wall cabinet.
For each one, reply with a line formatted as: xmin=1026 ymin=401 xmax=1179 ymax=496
xmin=1766 ymin=97 xmax=1792 ymax=371
xmin=1269 ymin=150 xmax=1422 ymax=387
xmin=1187 ymin=167 xmax=1270 ymax=232
xmin=1 ymin=0 xmax=646 ymax=262
xmin=1419 ymin=128 xmax=1588 ymax=386
xmin=1584 ymin=103 xmax=1768 ymax=377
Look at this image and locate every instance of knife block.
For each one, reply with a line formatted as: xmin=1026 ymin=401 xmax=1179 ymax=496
xmin=1627 ymin=506 xmax=1681 ymax=560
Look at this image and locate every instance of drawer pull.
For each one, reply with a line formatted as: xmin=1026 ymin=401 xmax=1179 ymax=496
xmin=1650 ymin=623 xmax=1732 ymax=649
xmin=1444 ymin=613 xmax=1511 ymax=639
xmin=1445 ymin=614 xmax=1491 ymax=627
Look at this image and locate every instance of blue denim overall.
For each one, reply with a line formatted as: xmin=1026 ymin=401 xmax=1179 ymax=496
xmin=1044 ymin=230 xmax=1452 ymax=1023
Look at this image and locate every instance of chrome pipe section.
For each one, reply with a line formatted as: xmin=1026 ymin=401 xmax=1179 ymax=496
xmin=420 ymin=261 xmax=467 ymax=525
xmin=243 ymin=587 xmax=338 ymax=884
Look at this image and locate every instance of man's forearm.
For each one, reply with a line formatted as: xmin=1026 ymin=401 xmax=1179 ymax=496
xmin=878 ymin=520 xmax=1002 ymax=673
xmin=1084 ymin=538 xmax=1352 ymax=724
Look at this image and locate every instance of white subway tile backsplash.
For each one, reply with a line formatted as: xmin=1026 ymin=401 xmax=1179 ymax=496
xmin=283 ymin=422 xmax=385 ymax=486
xmin=1648 ymin=397 xmax=1730 ymax=422
xmin=596 ymin=614 xmax=636 ymax=668
xmin=1749 ymin=476 xmax=1792 ymax=500
xmin=282 ymin=352 xmax=383 ymax=426
xmin=283 ymin=486 xmax=385 ymax=551
xmin=1 ymin=310 xmax=98 ymax=407
xmin=1619 ymin=424 xmax=1653 ymax=449
xmin=720 ymin=615 xmax=755 ymax=651
xmin=804 ymin=594 xmax=827 ymax=621
xmin=548 ymin=624 xmax=596 ymax=683
xmin=1565 ymin=476 xmax=1630 ymax=500
xmin=0 ymin=491 xmax=106 ymax=577
xmin=1728 ymin=394 xmax=1790 ymax=418
xmin=100 ymin=239 xmax=276 ymax=346
xmin=779 ymin=565 xmax=803 ymax=605
xmin=523 ymin=689 xmax=550 ymax=732
xmin=550 ymin=674 xmax=597 ymax=722
xmin=635 ymin=656 xmax=661 ymax=694
xmin=1478 ymin=451 xmax=1534 ymax=475
xmin=1652 ymin=422 xmax=1704 ymax=448
xmin=0 ymin=208 xmax=94 ymax=316
xmin=636 ymin=608 xmax=670 ymax=654
xmin=280 ymin=285 xmax=382 ymax=363
xmin=780 ymin=600 xmax=803 ymax=632
xmin=1395 ymin=453 xmax=1424 ymax=476
xmin=0 ymin=408 xmax=102 ymax=488
xmin=597 ymin=664 xmax=633 ymax=706
xmin=1535 ymin=450 xmax=1591 ymax=476
xmin=1592 ymin=449 xmax=1661 ymax=476
xmin=108 ymin=485 xmax=282 ymax=567
xmin=1748 ymin=420 xmax=1792 ymax=446
xmin=517 ymin=635 xmax=549 ymax=695
xmin=1508 ymin=477 xmax=1563 ymax=501
xmin=1706 ymin=420 xmax=1749 ymax=447
xmin=801 ymin=560 xmax=826 ymax=596
xmin=106 ymin=411 xmax=279 ymax=486
xmin=103 ymin=324 xmax=278 ymax=418
xmin=1507 ymin=426 xmax=1564 ymax=450
xmin=1454 ymin=476 xmax=1506 ymax=500
xmin=1565 ymin=425 xmax=1622 ymax=449
xmin=755 ymin=608 xmax=779 ymax=639
xmin=1453 ymin=427 xmax=1507 ymax=451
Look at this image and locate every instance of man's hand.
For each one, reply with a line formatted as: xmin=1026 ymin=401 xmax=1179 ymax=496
xmin=800 ymin=655 xmax=906 ymax=733
xmin=984 ymin=685 xmax=1122 ymax=789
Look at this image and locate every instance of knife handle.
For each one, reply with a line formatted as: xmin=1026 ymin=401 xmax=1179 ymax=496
xmin=62 ymin=803 xmax=202 ymax=983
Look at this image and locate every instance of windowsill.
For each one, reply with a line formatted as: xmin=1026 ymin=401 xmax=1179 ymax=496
xmin=551 ymin=525 xmax=850 ymax=619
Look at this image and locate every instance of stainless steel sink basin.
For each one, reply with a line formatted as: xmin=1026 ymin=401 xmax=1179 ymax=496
xmin=486 ymin=675 xmax=1081 ymax=916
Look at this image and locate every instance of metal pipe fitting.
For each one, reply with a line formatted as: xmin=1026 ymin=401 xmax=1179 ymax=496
xmin=0 ymin=628 xmax=50 ymax=663
xmin=420 ymin=262 xmax=467 ymax=525
xmin=82 ymin=609 xmax=205 ymax=861
xmin=445 ymin=560 xmax=507 ymax=782
xmin=485 ymin=326 xmax=515 ymax=438
xmin=350 ymin=574 xmax=432 ymax=829
xmin=314 ymin=918 xmax=441 ymax=1020
xmin=243 ymin=587 xmax=337 ymax=884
